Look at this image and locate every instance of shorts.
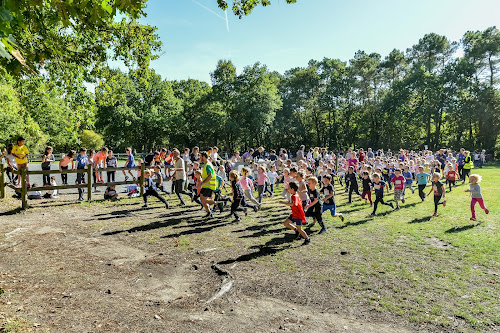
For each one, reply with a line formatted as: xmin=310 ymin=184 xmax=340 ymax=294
xmin=288 ymin=215 xmax=304 ymax=226
xmin=322 ymin=204 xmax=337 ymax=216
xmin=200 ymin=188 xmax=213 ymax=197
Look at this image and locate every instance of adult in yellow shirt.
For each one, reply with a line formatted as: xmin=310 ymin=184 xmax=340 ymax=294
xmin=198 ymin=151 xmax=217 ymax=218
xmin=12 ymin=136 xmax=30 ymax=185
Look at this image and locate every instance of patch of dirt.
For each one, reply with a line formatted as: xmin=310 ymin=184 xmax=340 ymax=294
xmin=426 ymin=236 xmax=453 ymax=249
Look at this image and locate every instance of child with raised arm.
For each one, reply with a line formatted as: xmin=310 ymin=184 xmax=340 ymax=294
xmin=427 ymin=172 xmax=446 ymax=217
xmin=370 ymin=173 xmax=394 ymax=216
xmin=279 ymin=181 xmax=311 ymax=245
xmin=465 ymin=174 xmax=489 ymax=222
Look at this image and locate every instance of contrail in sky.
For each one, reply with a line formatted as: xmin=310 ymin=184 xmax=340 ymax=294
xmin=192 ymin=0 xmax=229 ymax=32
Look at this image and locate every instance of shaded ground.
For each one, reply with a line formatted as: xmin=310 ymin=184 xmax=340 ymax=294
xmin=0 ymin=165 xmax=499 ymax=332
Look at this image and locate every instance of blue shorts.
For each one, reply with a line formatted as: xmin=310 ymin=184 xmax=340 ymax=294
xmin=288 ymin=215 xmax=304 ymax=226
xmin=322 ymin=204 xmax=337 ymax=216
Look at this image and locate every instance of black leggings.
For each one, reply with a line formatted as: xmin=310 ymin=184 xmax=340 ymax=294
xmin=42 ymin=166 xmax=51 ymax=186
xmin=373 ymin=196 xmax=392 ymax=214
xmin=462 ymin=168 xmax=470 ymax=181
xmin=61 ymin=166 xmax=69 ymax=184
xmin=107 ymin=171 xmax=115 ymax=182
xmin=230 ymin=197 xmax=249 ymax=219
xmin=348 ymin=183 xmax=360 ymax=203
xmin=305 ymin=205 xmax=325 ymax=229
xmin=434 ymin=195 xmax=444 ymax=213
xmin=143 ymin=188 xmax=168 ymax=205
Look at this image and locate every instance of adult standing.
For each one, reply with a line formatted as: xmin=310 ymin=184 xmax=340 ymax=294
xmin=199 ymin=151 xmax=217 ymax=218
xmin=480 ymin=150 xmax=486 ymax=168
xmin=172 ymin=149 xmax=193 ymax=206
xmin=462 ymin=151 xmax=473 ymax=182
xmin=366 ymin=148 xmax=374 ymax=159
xmin=12 ymin=136 xmax=30 ymax=186
xmin=358 ymin=148 xmax=366 ymax=162
xmin=296 ymin=145 xmax=305 ymax=163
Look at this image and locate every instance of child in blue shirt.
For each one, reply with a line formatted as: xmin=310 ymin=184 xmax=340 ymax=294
xmin=122 ymin=147 xmax=136 ymax=182
xmin=415 ymin=166 xmax=430 ymax=201
xmin=403 ymin=166 xmax=414 ymax=194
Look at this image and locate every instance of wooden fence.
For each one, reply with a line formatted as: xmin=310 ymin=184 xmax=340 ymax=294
xmin=0 ymin=164 xmax=145 ymax=209
xmin=25 ymin=153 xmax=138 ymax=163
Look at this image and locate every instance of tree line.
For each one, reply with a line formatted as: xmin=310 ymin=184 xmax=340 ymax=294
xmin=1 ymin=26 xmax=499 ymax=155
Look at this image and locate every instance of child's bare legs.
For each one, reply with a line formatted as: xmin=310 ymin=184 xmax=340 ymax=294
xmin=296 ymin=225 xmax=308 ymax=239
xmin=283 ymin=219 xmax=296 ymax=232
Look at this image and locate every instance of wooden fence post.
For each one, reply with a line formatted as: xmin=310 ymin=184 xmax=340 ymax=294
xmin=0 ymin=163 xmax=4 ymax=199
xmin=140 ymin=164 xmax=145 ymax=196
xmin=21 ymin=168 xmax=27 ymax=209
xmin=87 ymin=165 xmax=92 ymax=201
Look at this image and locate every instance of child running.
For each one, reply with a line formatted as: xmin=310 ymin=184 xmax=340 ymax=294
xmin=240 ymin=167 xmax=261 ymax=208
xmin=427 ymin=172 xmax=446 ymax=217
xmin=304 ymin=176 xmax=327 ymax=234
xmin=391 ymin=168 xmax=406 ymax=209
xmin=465 ymin=174 xmax=489 ymax=222
xmin=143 ymin=169 xmax=169 ymax=209
xmin=320 ymin=175 xmax=344 ymax=222
xmin=228 ymin=170 xmax=257 ymax=222
xmin=360 ymin=171 xmax=373 ymax=206
xmin=370 ymin=173 xmax=394 ymax=216
xmin=279 ymin=181 xmax=311 ymax=245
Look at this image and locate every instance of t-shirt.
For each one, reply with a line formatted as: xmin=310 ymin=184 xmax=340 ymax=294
xmin=257 ymin=172 xmax=267 ymax=186
xmin=239 ymin=177 xmax=253 ymax=191
xmin=231 ymin=180 xmax=244 ymax=199
xmin=76 ymin=154 xmax=88 ymax=168
xmin=359 ymin=152 xmax=365 ymax=162
xmin=416 ymin=172 xmax=429 ymax=185
xmin=290 ymin=193 xmax=306 ymax=222
xmin=308 ymin=187 xmax=321 ymax=207
xmin=361 ymin=177 xmax=371 ymax=191
xmin=446 ymin=170 xmax=457 ymax=181
xmin=126 ymin=154 xmax=135 ymax=168
xmin=403 ymin=171 xmax=413 ymax=184
xmin=391 ymin=175 xmax=405 ymax=190
xmin=106 ymin=187 xmax=117 ymax=195
xmin=372 ymin=180 xmax=386 ymax=197
xmin=267 ymin=171 xmax=278 ymax=184
xmin=106 ymin=156 xmax=117 ymax=168
xmin=144 ymin=153 xmax=155 ymax=166
xmin=457 ymin=153 xmax=465 ymax=166
xmin=469 ymin=183 xmax=482 ymax=199
xmin=12 ymin=144 xmax=29 ymax=164
xmin=432 ymin=181 xmax=444 ymax=196
xmin=298 ymin=180 xmax=309 ymax=202
xmin=41 ymin=153 xmax=54 ymax=168
xmin=174 ymin=158 xmax=186 ymax=180
xmin=321 ymin=184 xmax=335 ymax=206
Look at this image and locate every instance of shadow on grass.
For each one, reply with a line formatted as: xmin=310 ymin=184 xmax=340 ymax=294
xmin=445 ymin=223 xmax=481 ymax=233
xmin=102 ymin=216 xmax=190 ymax=235
xmin=218 ymin=235 xmax=293 ymax=264
xmin=161 ymin=219 xmax=232 ymax=238
xmin=408 ymin=216 xmax=432 ymax=224
xmin=335 ymin=219 xmax=370 ymax=229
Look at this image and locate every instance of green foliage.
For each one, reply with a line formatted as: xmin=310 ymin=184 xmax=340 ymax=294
xmin=217 ymin=0 xmax=297 ymax=18
xmin=0 ymin=0 xmax=160 ymax=79
xmin=79 ymin=130 xmax=104 ymax=151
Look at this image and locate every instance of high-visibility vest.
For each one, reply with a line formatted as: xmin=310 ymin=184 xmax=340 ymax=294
xmin=202 ymin=161 xmax=217 ymax=190
xmin=463 ymin=155 xmax=473 ymax=170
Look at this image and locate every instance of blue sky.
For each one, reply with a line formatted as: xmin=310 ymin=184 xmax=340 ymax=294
xmin=131 ymin=0 xmax=500 ymax=83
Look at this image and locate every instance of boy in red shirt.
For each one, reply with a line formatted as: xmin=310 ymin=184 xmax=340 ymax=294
xmin=445 ymin=163 xmax=458 ymax=192
xmin=279 ymin=181 xmax=311 ymax=245
xmin=391 ymin=168 xmax=406 ymax=209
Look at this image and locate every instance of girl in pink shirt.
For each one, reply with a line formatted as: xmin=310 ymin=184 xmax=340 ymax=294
xmin=240 ymin=167 xmax=260 ymax=207
xmin=256 ymin=165 xmax=270 ymax=204
xmin=391 ymin=169 xmax=406 ymax=209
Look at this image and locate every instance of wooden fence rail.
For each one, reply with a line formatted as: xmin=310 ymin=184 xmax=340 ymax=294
xmin=0 ymin=163 xmax=145 ymax=209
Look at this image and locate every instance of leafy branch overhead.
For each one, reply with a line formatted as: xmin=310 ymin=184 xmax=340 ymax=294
xmin=0 ymin=0 xmax=160 ymax=77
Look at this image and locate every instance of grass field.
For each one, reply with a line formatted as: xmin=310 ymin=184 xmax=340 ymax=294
xmin=0 ymin=164 xmax=498 ymax=332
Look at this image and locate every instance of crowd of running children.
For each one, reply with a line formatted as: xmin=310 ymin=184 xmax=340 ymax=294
xmin=1 ymin=138 xmax=490 ymax=245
